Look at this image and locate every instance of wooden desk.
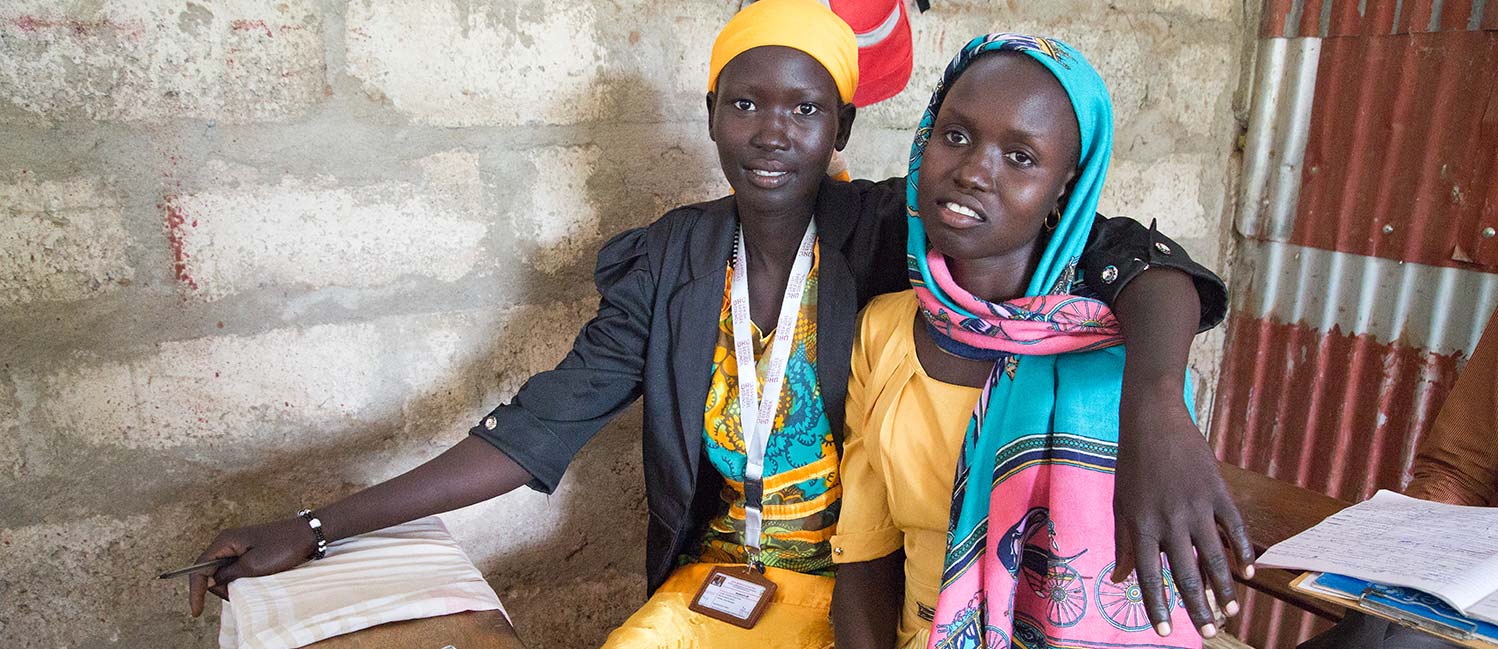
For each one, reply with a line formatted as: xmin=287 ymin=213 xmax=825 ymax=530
xmin=306 ymin=610 xmax=525 ymax=649
xmin=1218 ymin=461 xmax=1352 ymax=620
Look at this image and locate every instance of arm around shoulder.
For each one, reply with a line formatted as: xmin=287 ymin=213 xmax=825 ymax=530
xmin=1082 ymin=216 xmax=1252 ymax=637
xmin=1080 ymin=215 xmax=1226 ymax=333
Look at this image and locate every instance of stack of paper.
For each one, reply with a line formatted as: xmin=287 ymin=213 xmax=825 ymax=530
xmin=1257 ymin=490 xmax=1498 ymax=645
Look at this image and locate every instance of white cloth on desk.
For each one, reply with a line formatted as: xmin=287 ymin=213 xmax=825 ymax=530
xmin=218 ymin=516 xmax=506 ymax=649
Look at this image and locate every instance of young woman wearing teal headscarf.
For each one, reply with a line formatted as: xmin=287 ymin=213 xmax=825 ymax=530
xmin=833 ymin=34 xmax=1225 ymax=649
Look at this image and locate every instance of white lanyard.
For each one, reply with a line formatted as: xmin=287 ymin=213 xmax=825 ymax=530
xmin=731 ymin=221 xmax=817 ymax=562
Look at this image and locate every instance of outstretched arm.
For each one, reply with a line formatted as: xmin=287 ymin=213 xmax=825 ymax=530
xmin=189 ymin=438 xmax=531 ymax=616
xmin=186 ymin=226 xmax=660 ymax=616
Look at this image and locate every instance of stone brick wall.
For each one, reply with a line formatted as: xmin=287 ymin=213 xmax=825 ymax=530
xmin=0 ymin=2 xmax=1251 ymax=647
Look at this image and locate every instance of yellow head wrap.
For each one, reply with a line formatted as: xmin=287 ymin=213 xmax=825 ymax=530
xmin=708 ymin=0 xmax=859 ymax=105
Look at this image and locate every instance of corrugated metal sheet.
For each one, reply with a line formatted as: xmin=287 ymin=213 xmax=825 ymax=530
xmin=1237 ymin=37 xmax=1322 ymax=242
xmin=1211 ymin=313 xmax=1475 ymax=646
xmin=1262 ymin=0 xmax=1497 ymax=38
xmin=1214 ymin=313 xmax=1464 ymax=502
xmin=1214 ymin=243 xmax=1497 ymax=648
xmin=1216 ymin=3 xmax=1498 ymax=646
xmin=1240 ymin=240 xmax=1498 ymax=355
xmin=1289 ymin=30 xmax=1498 ymax=270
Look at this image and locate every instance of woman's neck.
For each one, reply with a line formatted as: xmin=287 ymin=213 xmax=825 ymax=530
xmin=946 ymin=245 xmax=1042 ymax=303
xmin=739 ymin=205 xmax=815 ymax=271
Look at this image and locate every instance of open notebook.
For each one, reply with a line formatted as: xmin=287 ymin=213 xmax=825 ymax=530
xmin=218 ymin=516 xmax=507 ymax=649
xmin=1257 ymin=490 xmax=1498 ymax=644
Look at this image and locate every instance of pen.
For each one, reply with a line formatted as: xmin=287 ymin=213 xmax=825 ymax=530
xmin=157 ymin=557 xmax=236 ymax=580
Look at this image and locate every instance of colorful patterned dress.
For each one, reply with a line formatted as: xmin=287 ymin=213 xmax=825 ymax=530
xmin=694 ymin=245 xmax=841 ymax=575
xmin=602 ymin=244 xmax=840 ymax=648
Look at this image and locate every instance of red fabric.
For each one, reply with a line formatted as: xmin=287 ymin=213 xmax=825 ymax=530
xmin=829 ymin=0 xmax=913 ymax=106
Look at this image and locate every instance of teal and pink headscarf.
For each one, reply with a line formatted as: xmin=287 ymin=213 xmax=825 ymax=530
xmin=909 ymin=34 xmax=1202 ymax=649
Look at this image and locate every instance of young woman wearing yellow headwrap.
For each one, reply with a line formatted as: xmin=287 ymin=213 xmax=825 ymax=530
xmin=186 ymin=2 xmax=1242 ymax=647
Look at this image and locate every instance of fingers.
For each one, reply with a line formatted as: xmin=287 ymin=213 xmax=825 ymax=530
xmin=188 ymin=537 xmax=243 ymax=617
xmin=1217 ymin=498 xmax=1257 ymax=580
xmin=208 ymin=580 xmax=230 ymax=602
xmin=1130 ymin=534 xmax=1174 ymax=637
xmin=1192 ymin=523 xmax=1239 ymax=620
xmin=190 ymin=572 xmax=209 ymax=618
xmin=1163 ymin=534 xmax=1217 ymax=638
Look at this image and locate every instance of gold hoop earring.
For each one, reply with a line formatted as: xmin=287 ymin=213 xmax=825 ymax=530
xmin=1044 ymin=208 xmax=1061 ymax=232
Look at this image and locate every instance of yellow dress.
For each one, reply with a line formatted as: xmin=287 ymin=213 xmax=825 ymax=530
xmin=600 ymin=563 xmax=833 ymax=648
xmin=830 ymin=291 xmax=981 ymax=649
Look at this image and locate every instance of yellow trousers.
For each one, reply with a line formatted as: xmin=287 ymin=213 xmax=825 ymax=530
xmin=601 ymin=563 xmax=835 ymax=649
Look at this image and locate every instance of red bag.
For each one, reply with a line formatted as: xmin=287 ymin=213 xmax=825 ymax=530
xmin=829 ymin=0 xmax=913 ymax=106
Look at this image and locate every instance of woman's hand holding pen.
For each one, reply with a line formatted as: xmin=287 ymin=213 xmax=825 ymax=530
xmin=188 ymin=517 xmax=316 ymax=617
xmin=180 ymin=437 xmax=536 ymax=617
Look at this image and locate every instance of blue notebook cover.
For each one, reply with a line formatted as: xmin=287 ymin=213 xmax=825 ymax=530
xmin=1312 ymin=573 xmax=1498 ymax=643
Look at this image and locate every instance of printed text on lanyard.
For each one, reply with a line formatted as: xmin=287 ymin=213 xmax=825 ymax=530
xmin=730 ymin=221 xmax=817 ymax=570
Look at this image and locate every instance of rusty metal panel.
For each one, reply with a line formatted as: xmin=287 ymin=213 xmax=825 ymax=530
xmin=1262 ymin=0 xmax=1497 ymax=36
xmin=1237 ymin=38 xmax=1322 ymax=242
xmin=1297 ymin=0 xmax=1327 ymax=37
xmin=1402 ymin=0 xmax=1437 ymax=33
xmin=1261 ymin=0 xmax=1295 ymax=37
xmin=1217 ymin=5 xmax=1498 ymax=645
xmin=1210 ymin=312 xmax=1475 ymax=647
xmin=1213 ymin=239 xmax=1497 ymax=477
xmin=1326 ymin=0 xmax=1361 ymax=36
xmin=1474 ymin=84 xmax=1498 ymax=266
xmin=1210 ymin=249 xmax=1496 ymax=647
xmin=1289 ymin=30 xmax=1498 ymax=270
xmin=1238 ymin=240 xmax=1498 ymax=355
xmin=1216 ymin=240 xmax=1498 ymax=496
xmin=1231 ymin=586 xmax=1331 ymax=649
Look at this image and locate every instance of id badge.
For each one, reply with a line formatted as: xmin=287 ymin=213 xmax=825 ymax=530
xmin=687 ymin=565 xmax=777 ymax=629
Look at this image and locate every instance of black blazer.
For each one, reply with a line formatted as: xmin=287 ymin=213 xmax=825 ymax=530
xmin=471 ymin=177 xmax=1224 ymax=593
